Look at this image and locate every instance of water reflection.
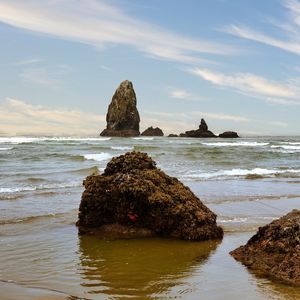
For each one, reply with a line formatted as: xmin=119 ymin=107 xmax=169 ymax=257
xmin=78 ymin=236 xmax=220 ymax=299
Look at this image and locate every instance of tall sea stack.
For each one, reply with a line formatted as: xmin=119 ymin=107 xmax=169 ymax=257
xmin=100 ymin=80 xmax=140 ymax=137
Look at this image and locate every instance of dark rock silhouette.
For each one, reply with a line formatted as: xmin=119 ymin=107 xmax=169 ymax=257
xmin=100 ymin=80 xmax=140 ymax=137
xmin=77 ymin=151 xmax=223 ymax=241
xmin=141 ymin=126 xmax=163 ymax=136
xmin=231 ymin=210 xmax=300 ymax=286
xmin=183 ymin=118 xmax=216 ymax=138
xmin=219 ymin=131 xmax=239 ymax=138
xmin=199 ymin=118 xmax=208 ymax=131
xmin=168 ymin=134 xmax=178 ymax=137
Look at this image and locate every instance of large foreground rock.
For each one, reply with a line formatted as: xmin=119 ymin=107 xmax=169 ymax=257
xmin=182 ymin=119 xmax=216 ymax=138
xmin=100 ymin=80 xmax=140 ymax=137
xmin=141 ymin=126 xmax=164 ymax=136
xmin=77 ymin=152 xmax=223 ymax=240
xmin=230 ymin=210 xmax=300 ymax=286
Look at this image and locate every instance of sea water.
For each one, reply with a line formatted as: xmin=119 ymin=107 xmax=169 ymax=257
xmin=0 ymin=136 xmax=300 ymax=299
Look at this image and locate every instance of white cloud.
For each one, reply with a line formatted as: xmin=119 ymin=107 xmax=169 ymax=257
xmin=169 ymin=89 xmax=198 ymax=101
xmin=0 ymin=98 xmax=105 ymax=135
xmin=189 ymin=67 xmax=300 ymax=104
xmin=0 ymin=0 xmax=237 ymax=64
xmin=224 ymin=0 xmax=300 ymax=56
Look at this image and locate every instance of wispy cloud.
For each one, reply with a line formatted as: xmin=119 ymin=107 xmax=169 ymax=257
xmin=224 ymin=0 xmax=300 ymax=56
xmin=188 ymin=67 xmax=300 ymax=104
xmin=19 ymin=65 xmax=71 ymax=87
xmin=15 ymin=58 xmax=43 ymax=66
xmin=0 ymin=98 xmax=105 ymax=135
xmin=0 ymin=0 xmax=237 ymax=64
xmin=169 ymin=89 xmax=199 ymax=101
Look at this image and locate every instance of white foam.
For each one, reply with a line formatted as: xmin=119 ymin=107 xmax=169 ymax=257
xmin=0 ymin=147 xmax=12 ymax=151
xmin=111 ymin=146 xmax=134 ymax=150
xmin=0 ymin=137 xmax=41 ymax=144
xmin=0 ymin=137 xmax=111 ymax=144
xmin=280 ymin=142 xmax=300 ymax=145
xmin=133 ymin=137 xmax=154 ymax=141
xmin=83 ymin=153 xmax=112 ymax=162
xmin=271 ymin=145 xmax=300 ymax=150
xmin=0 ymin=187 xmax=36 ymax=193
xmin=202 ymin=142 xmax=269 ymax=147
xmin=0 ymin=181 xmax=81 ymax=193
xmin=220 ymin=217 xmax=248 ymax=223
xmin=46 ymin=137 xmax=111 ymax=142
xmin=183 ymin=168 xmax=300 ymax=180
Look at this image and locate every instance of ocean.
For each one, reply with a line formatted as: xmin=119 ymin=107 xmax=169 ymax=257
xmin=0 ymin=136 xmax=300 ymax=300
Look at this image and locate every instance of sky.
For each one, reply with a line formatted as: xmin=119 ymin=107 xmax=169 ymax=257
xmin=0 ymin=0 xmax=300 ymax=136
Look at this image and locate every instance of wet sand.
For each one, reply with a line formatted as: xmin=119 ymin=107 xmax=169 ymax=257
xmin=1 ymin=221 xmax=300 ymax=299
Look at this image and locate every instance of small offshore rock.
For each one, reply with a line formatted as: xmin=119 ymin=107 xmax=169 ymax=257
xmin=183 ymin=118 xmax=216 ymax=138
xmin=168 ymin=134 xmax=178 ymax=137
xmin=230 ymin=210 xmax=300 ymax=286
xmin=141 ymin=126 xmax=164 ymax=136
xmin=219 ymin=131 xmax=239 ymax=138
xmin=77 ymin=151 xmax=223 ymax=241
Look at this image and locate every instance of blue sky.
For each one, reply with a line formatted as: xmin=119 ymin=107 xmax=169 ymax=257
xmin=0 ymin=0 xmax=300 ymax=136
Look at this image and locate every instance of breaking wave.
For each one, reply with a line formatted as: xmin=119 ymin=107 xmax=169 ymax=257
xmin=83 ymin=153 xmax=113 ymax=162
xmin=182 ymin=168 xmax=300 ymax=180
xmin=133 ymin=137 xmax=154 ymax=141
xmin=201 ymin=142 xmax=269 ymax=147
xmin=111 ymin=146 xmax=134 ymax=150
xmin=0 ymin=137 xmax=111 ymax=144
xmin=0 ymin=181 xmax=81 ymax=194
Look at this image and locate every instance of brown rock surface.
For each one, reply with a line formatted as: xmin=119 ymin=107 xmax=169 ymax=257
xmin=230 ymin=210 xmax=300 ymax=286
xmin=100 ymin=80 xmax=140 ymax=137
xmin=141 ymin=126 xmax=164 ymax=136
xmin=77 ymin=151 xmax=223 ymax=240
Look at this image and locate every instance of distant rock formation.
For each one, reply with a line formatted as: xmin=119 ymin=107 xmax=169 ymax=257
xmin=77 ymin=151 xmax=223 ymax=241
xmin=230 ymin=210 xmax=300 ymax=286
xmin=141 ymin=126 xmax=164 ymax=136
xmin=168 ymin=134 xmax=178 ymax=137
xmin=100 ymin=80 xmax=140 ymax=137
xmin=182 ymin=118 xmax=216 ymax=138
xmin=219 ymin=131 xmax=239 ymax=138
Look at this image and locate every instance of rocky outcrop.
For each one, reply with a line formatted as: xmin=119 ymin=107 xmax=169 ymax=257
xmin=182 ymin=118 xmax=216 ymax=138
xmin=77 ymin=151 xmax=223 ymax=241
xmin=230 ymin=210 xmax=300 ymax=286
xmin=219 ymin=131 xmax=239 ymax=138
xmin=100 ymin=80 xmax=140 ymax=137
xmin=141 ymin=127 xmax=164 ymax=136
xmin=168 ymin=134 xmax=178 ymax=137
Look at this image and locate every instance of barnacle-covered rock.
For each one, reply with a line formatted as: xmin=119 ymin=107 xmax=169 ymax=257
xmin=77 ymin=151 xmax=223 ymax=240
xmin=230 ymin=210 xmax=300 ymax=286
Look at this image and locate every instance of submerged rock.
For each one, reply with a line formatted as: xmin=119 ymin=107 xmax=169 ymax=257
xmin=100 ymin=80 xmax=140 ymax=137
xmin=182 ymin=118 xmax=216 ymax=138
xmin=77 ymin=151 xmax=223 ymax=240
xmin=141 ymin=126 xmax=164 ymax=136
xmin=230 ymin=210 xmax=300 ymax=286
xmin=219 ymin=131 xmax=239 ymax=138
